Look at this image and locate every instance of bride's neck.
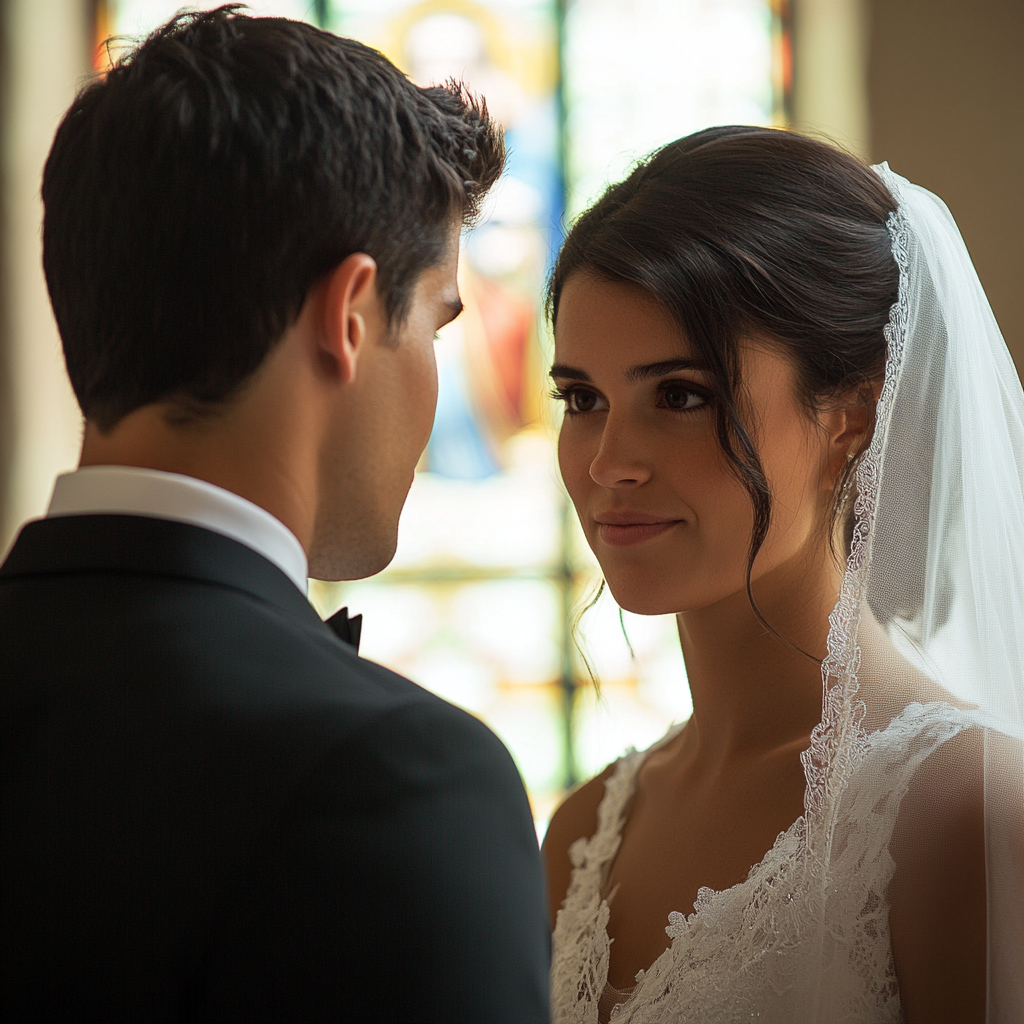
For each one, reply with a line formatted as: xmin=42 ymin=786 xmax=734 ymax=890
xmin=676 ymin=545 xmax=842 ymax=765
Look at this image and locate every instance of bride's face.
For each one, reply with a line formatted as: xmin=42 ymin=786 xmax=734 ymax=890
xmin=553 ymin=274 xmax=836 ymax=615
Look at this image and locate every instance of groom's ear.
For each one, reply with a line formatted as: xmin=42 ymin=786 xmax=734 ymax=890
xmin=317 ymin=253 xmax=384 ymax=384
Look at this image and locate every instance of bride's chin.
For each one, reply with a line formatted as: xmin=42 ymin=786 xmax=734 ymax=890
xmin=604 ymin=565 xmax=749 ymax=617
xmin=602 ymin=578 xmax=690 ymax=618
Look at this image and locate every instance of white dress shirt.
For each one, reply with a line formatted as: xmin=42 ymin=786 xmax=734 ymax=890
xmin=46 ymin=465 xmax=308 ymax=592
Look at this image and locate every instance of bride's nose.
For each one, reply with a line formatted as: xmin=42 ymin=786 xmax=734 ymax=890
xmin=589 ymin=420 xmax=653 ymax=488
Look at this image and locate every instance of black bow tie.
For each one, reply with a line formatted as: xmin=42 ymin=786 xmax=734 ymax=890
xmin=325 ymin=606 xmax=362 ymax=654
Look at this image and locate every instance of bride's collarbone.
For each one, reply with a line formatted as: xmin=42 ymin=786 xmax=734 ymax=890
xmin=601 ymin=742 xmax=808 ymax=989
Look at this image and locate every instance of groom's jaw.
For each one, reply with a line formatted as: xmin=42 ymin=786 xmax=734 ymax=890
xmin=306 ymin=236 xmax=462 ymax=582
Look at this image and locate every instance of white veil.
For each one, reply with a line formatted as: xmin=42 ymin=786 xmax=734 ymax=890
xmin=813 ymin=163 xmax=1024 ymax=1020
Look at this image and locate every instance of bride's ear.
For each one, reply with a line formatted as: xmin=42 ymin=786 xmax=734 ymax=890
xmin=821 ymin=381 xmax=882 ymax=486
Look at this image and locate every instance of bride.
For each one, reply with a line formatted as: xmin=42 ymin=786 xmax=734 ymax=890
xmin=543 ymin=127 xmax=1023 ymax=1023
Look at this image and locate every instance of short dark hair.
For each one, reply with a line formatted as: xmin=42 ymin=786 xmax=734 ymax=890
xmin=550 ymin=127 xmax=898 ymax=638
xmin=43 ymin=5 xmax=504 ymax=429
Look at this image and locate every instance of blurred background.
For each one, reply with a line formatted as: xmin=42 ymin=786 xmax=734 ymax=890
xmin=1 ymin=0 xmax=1021 ymax=835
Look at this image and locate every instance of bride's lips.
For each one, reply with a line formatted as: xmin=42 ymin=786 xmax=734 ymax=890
xmin=594 ymin=511 xmax=683 ymax=547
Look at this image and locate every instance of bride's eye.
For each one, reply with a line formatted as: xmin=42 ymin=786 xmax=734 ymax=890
xmin=659 ymin=382 xmax=708 ymax=412
xmin=550 ymin=386 xmax=604 ymax=415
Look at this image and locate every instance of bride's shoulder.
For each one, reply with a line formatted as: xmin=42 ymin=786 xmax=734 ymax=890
xmin=886 ymin=712 xmax=996 ymax=1020
xmin=889 ymin=705 xmax=1021 ymax=845
xmin=887 ymin=711 xmax=1022 ymax=1021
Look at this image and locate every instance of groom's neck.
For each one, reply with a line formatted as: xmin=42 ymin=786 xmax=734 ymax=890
xmin=78 ymin=335 xmax=322 ymax=554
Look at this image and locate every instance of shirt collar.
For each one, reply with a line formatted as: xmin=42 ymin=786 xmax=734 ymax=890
xmin=46 ymin=466 xmax=308 ymax=593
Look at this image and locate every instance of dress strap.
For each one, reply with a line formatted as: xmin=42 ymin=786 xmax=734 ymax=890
xmin=569 ymin=723 xmax=687 ymax=891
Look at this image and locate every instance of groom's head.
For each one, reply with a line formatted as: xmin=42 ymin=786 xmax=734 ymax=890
xmin=42 ymin=6 xmax=503 ymax=579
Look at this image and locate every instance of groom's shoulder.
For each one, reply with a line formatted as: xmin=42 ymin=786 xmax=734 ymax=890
xmin=0 ymin=515 xmax=502 ymax=768
xmin=260 ymin=602 xmax=504 ymax=763
xmin=222 ymin=602 xmax=528 ymax=818
xmin=283 ymin=621 xmax=520 ymax=799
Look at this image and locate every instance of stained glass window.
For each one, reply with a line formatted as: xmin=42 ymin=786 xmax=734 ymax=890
xmin=98 ymin=0 xmax=791 ymax=835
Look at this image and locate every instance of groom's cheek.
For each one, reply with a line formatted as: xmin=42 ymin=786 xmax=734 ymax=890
xmin=399 ymin=326 xmax=441 ymax=462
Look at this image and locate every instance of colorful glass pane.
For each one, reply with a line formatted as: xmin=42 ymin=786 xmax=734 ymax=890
xmin=100 ymin=0 xmax=787 ymax=834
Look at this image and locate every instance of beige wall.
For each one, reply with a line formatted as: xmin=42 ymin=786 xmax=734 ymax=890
xmin=792 ymin=0 xmax=871 ymax=157
xmin=0 ymin=0 xmax=89 ymax=554
xmin=868 ymin=0 xmax=1024 ymax=378
xmin=792 ymin=0 xmax=1023 ymax=376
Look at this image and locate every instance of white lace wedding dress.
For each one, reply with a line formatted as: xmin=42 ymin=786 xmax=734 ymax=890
xmin=551 ymin=701 xmax=985 ymax=1024
xmin=550 ymin=166 xmax=1024 ymax=1022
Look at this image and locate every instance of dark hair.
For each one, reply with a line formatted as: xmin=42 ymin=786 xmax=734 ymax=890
xmin=43 ymin=5 xmax=504 ymax=429
xmin=550 ymin=126 xmax=899 ymax=638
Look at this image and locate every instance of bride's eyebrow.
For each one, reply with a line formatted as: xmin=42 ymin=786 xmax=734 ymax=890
xmin=549 ymin=358 xmax=709 ymax=384
xmin=625 ymin=358 xmax=709 ymax=382
xmin=549 ymin=364 xmax=592 ymax=382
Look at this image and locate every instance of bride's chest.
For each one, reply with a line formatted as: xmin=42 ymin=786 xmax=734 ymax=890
xmin=603 ymin=753 xmax=808 ymax=981
xmin=557 ymin=829 xmax=902 ymax=1024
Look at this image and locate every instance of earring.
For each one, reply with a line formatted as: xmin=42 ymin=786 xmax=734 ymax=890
xmin=846 ymin=452 xmax=855 ymax=462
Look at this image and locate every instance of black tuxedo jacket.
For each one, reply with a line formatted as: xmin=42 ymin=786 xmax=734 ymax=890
xmin=0 ymin=515 xmax=550 ymax=1023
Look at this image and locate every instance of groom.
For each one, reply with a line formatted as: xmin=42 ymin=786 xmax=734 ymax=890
xmin=0 ymin=9 xmax=549 ymax=1023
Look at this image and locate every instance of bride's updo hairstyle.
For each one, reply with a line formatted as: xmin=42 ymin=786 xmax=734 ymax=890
xmin=550 ymin=126 xmax=900 ymax=611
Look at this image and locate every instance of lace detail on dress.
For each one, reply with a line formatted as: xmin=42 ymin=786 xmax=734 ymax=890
xmin=598 ymin=981 xmax=636 ymax=1024
xmin=551 ymin=702 xmax=981 ymax=1023
xmin=550 ymin=748 xmax=655 ymax=1023
xmin=551 ymin=726 xmax=684 ymax=1024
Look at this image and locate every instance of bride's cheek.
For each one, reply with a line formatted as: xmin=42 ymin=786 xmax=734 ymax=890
xmin=680 ymin=466 xmax=757 ymax=577
xmin=557 ymin=428 xmax=593 ymax=496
